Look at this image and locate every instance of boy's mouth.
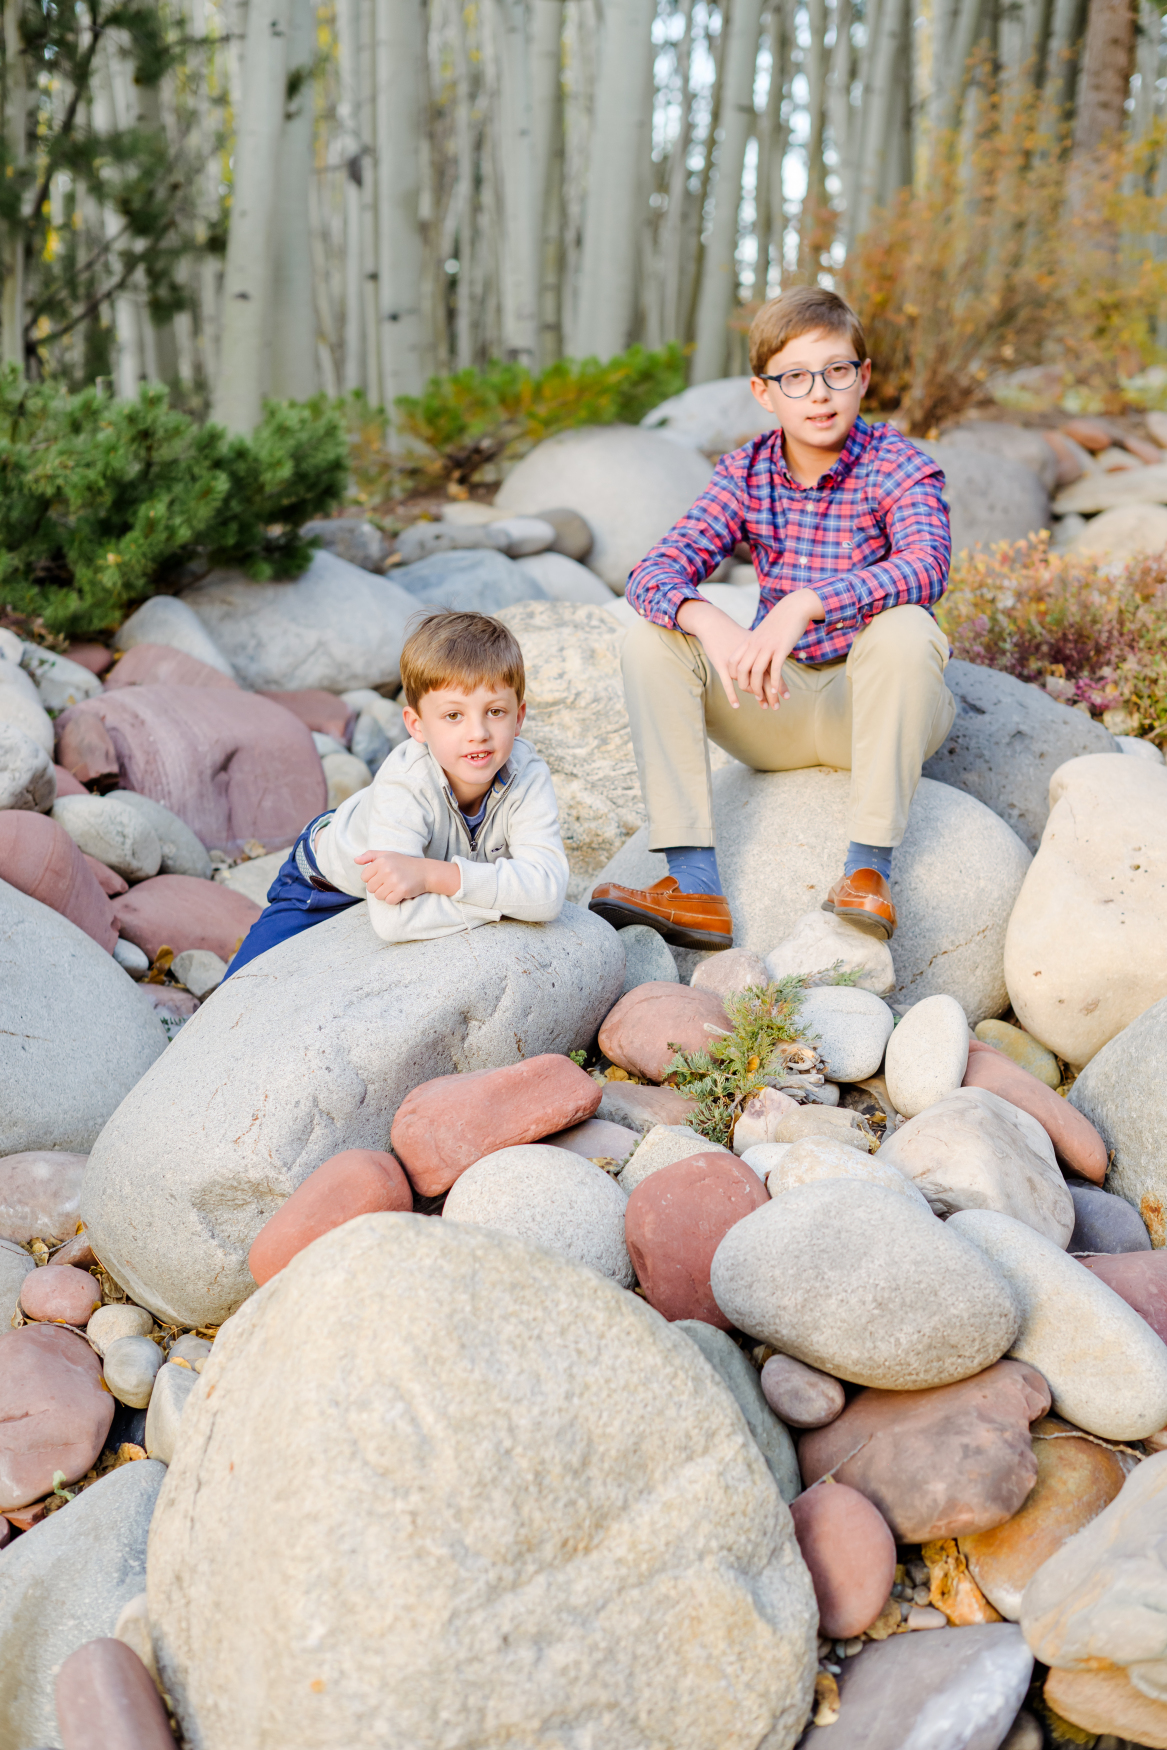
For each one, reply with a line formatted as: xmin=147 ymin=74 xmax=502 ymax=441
xmin=463 ymin=751 xmax=494 ymax=764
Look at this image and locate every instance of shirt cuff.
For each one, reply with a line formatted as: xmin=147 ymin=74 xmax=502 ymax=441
xmin=452 ymin=856 xmax=498 ymax=910
xmin=813 ymin=575 xmax=863 ymax=633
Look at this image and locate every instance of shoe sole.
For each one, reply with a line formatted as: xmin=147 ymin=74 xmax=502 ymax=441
xmin=588 ymin=897 xmax=733 ymax=953
xmin=821 ymin=898 xmax=895 ymax=941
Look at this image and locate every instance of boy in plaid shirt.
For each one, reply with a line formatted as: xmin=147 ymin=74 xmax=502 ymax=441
xmin=589 ymin=285 xmax=956 ymax=949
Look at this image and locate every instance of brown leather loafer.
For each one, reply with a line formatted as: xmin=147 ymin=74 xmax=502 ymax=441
xmin=588 ymin=877 xmax=734 ymax=951
xmin=821 ymin=868 xmax=897 ymax=940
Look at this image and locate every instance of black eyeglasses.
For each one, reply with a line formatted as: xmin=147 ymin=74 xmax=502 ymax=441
xmin=756 ymin=360 xmax=862 ymax=398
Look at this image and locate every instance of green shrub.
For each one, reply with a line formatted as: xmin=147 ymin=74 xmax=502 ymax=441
xmin=0 ymin=373 xmax=347 ymax=638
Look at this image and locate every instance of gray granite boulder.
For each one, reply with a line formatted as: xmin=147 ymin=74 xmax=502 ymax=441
xmin=676 ymin=1319 xmax=801 ymax=1501
xmin=390 ymin=547 xmax=548 ymax=613
xmin=1070 ymin=997 xmax=1167 ymax=1247
xmin=114 ymin=594 xmax=236 ymax=677
xmin=107 ymin=791 xmax=213 ymax=879
xmin=917 ymin=439 xmax=1051 ymax=557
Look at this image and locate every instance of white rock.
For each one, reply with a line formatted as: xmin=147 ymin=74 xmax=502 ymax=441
xmin=740 ymin=1142 xmax=792 ymax=1185
xmin=675 ymin=1319 xmax=800 ymax=1500
xmin=0 ymin=1149 xmax=88 ymax=1243
xmin=215 ymin=849 xmax=283 ymax=909
xmin=0 ymin=879 xmax=167 ymax=1154
xmin=86 ymin=1302 xmax=154 ymax=1355
xmin=765 ymin=909 xmax=895 ymax=995
xmin=515 ymin=550 xmax=617 ymax=604
xmin=81 ymin=902 xmax=624 ymax=1326
xmin=113 ymin=937 xmax=149 ymax=977
xmin=494 ymin=425 xmax=715 ymax=591
xmin=1070 ymin=502 xmax=1167 ymax=571
xmin=0 ymin=651 xmax=43 ymax=705
xmin=796 ymin=985 xmax=895 ymax=1082
xmin=590 ymin=768 xmax=1031 ymax=1025
xmin=771 ymin=1106 xmax=872 ymax=1148
xmin=1115 ymin=735 xmax=1166 ymax=762
xmin=1005 ymin=753 xmax=1167 ymax=1064
xmin=0 ymin=721 xmax=55 ymax=812
xmin=488 ymin=515 xmax=557 ymax=556
xmin=339 ymin=689 xmax=408 ymax=747
xmin=20 ymin=643 xmax=103 ymax=710
xmin=144 ymin=1360 xmax=199 ymax=1464
xmin=1053 ymin=460 xmax=1167 ymax=514
xmin=115 ymin=595 xmax=237 ymax=677
xmin=878 ymin=1087 xmax=1074 ymax=1245
xmin=102 ymin=1333 xmax=164 ymax=1407
xmin=183 ymin=550 xmax=419 ymax=692
xmin=0 ymin=1235 xmax=34 ymax=1326
xmin=710 ymin=1180 xmax=1021 ymax=1390
xmin=168 ymin=1333 xmax=212 ymax=1364
xmin=618 ymin=923 xmax=678 ymax=994
xmin=0 ymin=627 xmax=21 ymax=663
xmin=884 ymin=993 xmax=971 ymax=1117
xmin=618 ymin=1123 xmax=730 ymax=1194
xmin=106 ymin=790 xmax=213 ymax=880
xmin=322 ymin=749 xmax=372 ymax=807
xmin=51 ymin=793 xmax=162 ymax=882
xmin=937 ymin=421 xmax=1060 ymax=492
xmin=764 ymin=1134 xmax=928 ymax=1206
xmin=312 ymin=731 xmax=347 ymax=758
xmin=640 ymin=376 xmax=780 ymax=453
xmin=732 ymin=1086 xmax=801 ymax=1154
xmin=1069 ymin=996 xmax=1167 ymax=1247
xmin=0 ymin=676 xmax=54 ymax=756
xmin=443 ymin=1144 xmax=633 ymax=1286
xmin=350 ymin=711 xmax=390 ymax=773
xmin=172 ymin=949 xmax=227 ymax=999
xmin=949 ymin=1208 xmax=1167 ymax=1439
xmin=147 ymin=1217 xmax=818 ymax=1750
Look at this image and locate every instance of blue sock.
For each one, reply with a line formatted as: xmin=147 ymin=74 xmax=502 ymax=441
xmin=663 ymin=845 xmax=723 ymax=897
xmin=845 ymin=841 xmax=893 ymax=882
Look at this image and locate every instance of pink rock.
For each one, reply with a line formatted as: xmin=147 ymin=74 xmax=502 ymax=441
xmin=54 ymin=764 xmax=87 ymax=797
xmin=113 ymin=874 xmax=261 ymax=962
xmin=65 ymin=643 xmax=115 ymax=677
xmin=789 ymin=1481 xmax=897 ymax=1638
xmin=54 ymin=709 xmax=120 ymax=790
xmin=83 ymin=852 xmax=128 ymax=897
xmin=56 ymin=685 xmax=326 ymax=853
xmin=0 ymin=810 xmax=117 ymax=949
xmin=624 ymin=1152 xmax=769 ymax=1325
xmin=258 ymin=687 xmax=355 ymax=744
xmin=963 ymin=1039 xmax=1106 ymax=1183
xmin=690 ymin=949 xmax=771 ymax=1000
xmin=542 ymin=1117 xmax=640 ymax=1164
xmin=20 ymin=1262 xmax=101 ymax=1325
xmin=52 ymin=1231 xmax=97 ymax=1269
xmin=391 ymin=1054 xmax=603 ymax=1197
xmin=104 ymin=642 xmax=239 ymax=692
xmin=598 ymin=981 xmax=730 ymax=1083
xmin=1039 ymin=429 xmax=1089 ymax=488
xmin=56 ymin=1638 xmax=176 ymax=1750
xmin=0 ymin=1150 xmax=88 ymax=1244
xmin=761 ymin=1353 xmax=846 ymax=1428
xmin=249 ymin=1149 xmax=413 ymax=1286
xmin=0 ymin=1324 xmax=114 ymax=1509
xmin=1079 ymin=1251 xmax=1167 ymax=1343
xmin=135 ymin=985 xmax=200 ymax=1024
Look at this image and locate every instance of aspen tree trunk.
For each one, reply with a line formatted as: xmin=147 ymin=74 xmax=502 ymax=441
xmin=447 ymin=0 xmax=476 ymax=370
xmin=337 ymin=0 xmax=365 ymax=390
xmin=133 ymin=77 xmax=181 ymax=385
xmin=827 ymin=0 xmax=852 ymax=192
xmin=1072 ymin=0 xmax=1135 ymax=152
xmin=659 ymin=0 xmax=695 ymax=340
xmin=2 ymin=0 xmax=26 ymax=372
xmin=930 ymin=0 xmax=982 ymax=147
xmin=92 ymin=38 xmax=144 ymax=399
xmin=270 ymin=0 xmax=317 ymax=397
xmin=214 ymin=0 xmax=291 ymax=431
xmin=492 ymin=0 xmax=539 ymax=360
xmin=374 ymin=0 xmax=427 ymax=414
xmin=532 ymin=0 xmax=564 ymax=365
xmin=692 ymin=0 xmax=766 ymax=381
xmin=851 ymin=0 xmax=909 ymax=235
xmin=1044 ymin=0 xmax=1088 ymax=118
xmin=358 ymin=0 xmax=381 ymax=402
xmin=574 ymin=0 xmax=655 ymax=358
xmin=798 ymin=0 xmax=828 ymax=272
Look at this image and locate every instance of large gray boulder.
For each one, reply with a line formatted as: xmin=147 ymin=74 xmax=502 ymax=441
xmin=81 ymin=903 xmax=625 ymax=1327
xmin=0 ymin=1458 xmax=166 ymax=1750
xmin=1070 ymin=997 xmax=1167 ymax=1246
xmin=114 ymin=593 xmax=236 ymax=677
xmin=589 ymin=768 xmax=1031 ymax=1024
xmin=922 ymin=660 xmax=1117 ymax=852
xmin=0 ymin=879 xmax=167 ymax=1155
xmin=938 ymin=421 xmax=1060 ymax=492
xmin=182 ymin=549 xmax=420 ymax=691
xmin=391 ymin=547 xmax=548 ymax=613
xmin=148 ymin=1217 xmax=818 ymax=1750
xmin=640 ymin=376 xmax=780 ymax=454
xmin=918 ymin=440 xmax=1051 ymax=556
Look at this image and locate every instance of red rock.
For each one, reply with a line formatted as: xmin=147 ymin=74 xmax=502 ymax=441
xmin=249 ymin=1149 xmax=413 ymax=1286
xmin=1062 ymin=417 xmax=1112 ymax=453
xmin=598 ymin=982 xmax=730 ymax=1083
xmin=54 ymin=708 xmax=120 ymax=789
xmin=20 ymin=1262 xmax=102 ymax=1325
xmin=1045 ymin=1664 xmax=1167 ymax=1747
xmin=624 ymin=1152 xmax=769 ymax=1325
xmin=798 ymin=1360 xmax=1052 ymax=1542
xmin=65 ymin=642 xmax=114 ymax=676
xmin=52 ymin=1231 xmax=97 ymax=1269
xmin=83 ymin=852 xmax=128 ymax=897
xmin=0 ymin=810 xmax=117 ymax=950
xmin=5 ymin=1500 xmax=46 ymax=1529
xmin=1039 ymin=429 xmax=1088 ymax=488
xmin=104 ymin=642 xmax=239 ymax=692
xmin=54 ymin=764 xmax=87 ymax=797
xmin=0 ymin=1150 xmax=88 ymax=1244
xmin=0 ymin=1324 xmax=114 ymax=1509
xmin=761 ymin=1353 xmax=846 ymax=1428
xmin=1079 ymin=1250 xmax=1167 ymax=1343
xmin=0 ymin=1516 xmax=9 ymax=1547
xmin=963 ymin=1039 xmax=1106 ymax=1183
xmin=789 ymin=1480 xmax=897 ymax=1638
xmin=57 ymin=685 xmax=326 ymax=853
xmin=391 ymin=1054 xmax=603 ymax=1197
xmin=112 ymin=874 xmax=261 ymax=962
xmin=258 ymin=687 xmax=355 ymax=744
xmin=56 ymin=1638 xmax=176 ymax=1750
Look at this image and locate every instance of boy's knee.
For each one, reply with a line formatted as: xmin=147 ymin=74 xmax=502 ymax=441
xmin=620 ymin=612 xmax=693 ymax=682
xmin=854 ymin=605 xmax=947 ymax=675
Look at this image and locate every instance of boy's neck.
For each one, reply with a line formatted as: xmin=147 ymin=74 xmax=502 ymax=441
xmin=781 ymin=426 xmax=853 ymax=487
xmin=444 ymin=768 xmax=493 ymax=810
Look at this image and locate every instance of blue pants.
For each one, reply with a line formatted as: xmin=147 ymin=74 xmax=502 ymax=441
xmin=221 ymin=814 xmax=360 ymax=980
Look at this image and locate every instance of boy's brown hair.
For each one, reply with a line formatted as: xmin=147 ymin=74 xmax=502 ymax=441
xmin=748 ymin=286 xmax=867 ymax=378
xmin=399 ymin=608 xmax=526 ymax=711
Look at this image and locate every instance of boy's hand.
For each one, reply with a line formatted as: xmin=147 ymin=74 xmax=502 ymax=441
xmin=354 ymin=850 xmax=461 ymax=903
xmin=676 ymin=589 xmax=824 ymax=709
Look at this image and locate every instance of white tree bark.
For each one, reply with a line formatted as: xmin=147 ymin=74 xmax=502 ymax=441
xmin=798 ymin=0 xmax=828 ymax=271
xmin=574 ymin=0 xmax=655 ymax=358
xmin=270 ymin=0 xmax=317 ymax=398
xmin=359 ymin=0 xmax=381 ymax=402
xmin=337 ymin=0 xmax=365 ymax=390
xmin=851 ymin=0 xmax=909 ymax=236
xmin=658 ymin=0 xmax=695 ymax=338
xmin=532 ymin=0 xmax=564 ymax=365
xmin=492 ymin=0 xmax=539 ymax=360
xmin=692 ymin=0 xmax=766 ymax=382
xmin=374 ymin=0 xmax=428 ymax=415
xmin=2 ymin=0 xmax=26 ymax=371
xmin=213 ymin=0 xmax=291 ymax=432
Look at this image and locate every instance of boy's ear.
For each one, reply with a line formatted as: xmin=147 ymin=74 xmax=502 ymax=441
xmin=859 ymin=358 xmax=873 ymax=395
xmin=402 ymin=704 xmax=427 ymax=745
xmin=516 ymin=700 xmax=526 ymax=732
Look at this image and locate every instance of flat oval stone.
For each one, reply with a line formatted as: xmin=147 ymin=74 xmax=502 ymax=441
xmin=795 ymin=985 xmax=895 ymax=1083
xmin=86 ymin=1304 xmax=154 ymax=1356
xmin=789 ymin=1481 xmax=897 ymax=1638
xmin=710 ymin=1180 xmax=1021 ymax=1391
xmin=540 ymin=1117 xmax=638 ymax=1166
xmin=598 ymin=981 xmax=731 ymax=1084
xmin=55 ymin=1636 xmax=176 ymax=1750
xmin=964 ymin=1038 xmax=1107 ymax=1183
xmin=0 ymin=811 xmax=116 ymax=950
xmin=0 ymin=1150 xmax=88 ymax=1244
xmin=974 ymin=1019 xmax=1061 ymax=1087
xmin=102 ymin=1335 xmax=164 ymax=1409
xmin=884 ymin=993 xmax=970 ymax=1118
xmin=0 ymin=1324 xmax=113 ymax=1509
xmin=760 ymin=1354 xmax=845 ymax=1428
xmin=249 ymin=1149 xmax=413 ymax=1286
xmin=51 ymin=795 xmax=161 ymax=883
xmin=624 ymin=1152 xmax=768 ymax=1325
xmin=1079 ymin=1250 xmax=1167 ymax=1342
xmin=111 ymin=874 xmax=261 ymax=964
xmin=20 ymin=1263 xmax=101 ymax=1326
xmin=443 ymin=1145 xmax=633 ymax=1286
xmin=1068 ymin=1183 xmax=1151 ymax=1254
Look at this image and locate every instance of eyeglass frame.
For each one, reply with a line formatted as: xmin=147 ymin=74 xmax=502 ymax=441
xmin=754 ymin=360 xmax=864 ymax=399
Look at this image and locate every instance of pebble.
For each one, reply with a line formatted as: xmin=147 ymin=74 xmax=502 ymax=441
xmin=906 ymin=1606 xmax=947 ymax=1629
xmin=731 ymin=1086 xmax=800 ymax=1153
xmin=0 ymin=1149 xmax=88 ymax=1244
xmin=674 ymin=1319 xmax=800 ymax=1499
xmin=19 ymin=1263 xmax=101 ymax=1326
xmin=765 ymin=1134 xmax=930 ymax=1207
xmin=171 ymin=948 xmax=228 ymax=999
xmin=1079 ymin=1249 xmax=1167 ymax=1342
xmin=106 ymin=789 xmax=214 ymax=880
xmin=689 ymin=947 xmax=770 ymax=999
xmin=974 ymin=1019 xmax=1061 ymax=1088
xmin=795 ymin=985 xmax=895 ymax=1083
xmin=595 ymin=1077 xmax=697 ymax=1134
xmin=949 ymin=1208 xmax=1167 ymax=1439
xmin=760 ymin=1353 xmax=846 ymax=1428
xmin=617 ymin=1123 xmax=731 ymax=1194
xmin=597 ymin=980 xmax=731 ymax=1083
xmin=789 ymin=1481 xmax=897 ymax=1638
xmin=102 ymin=1335 xmax=164 ymax=1408
xmin=113 ymin=938 xmax=149 ymax=978
xmin=144 ymin=1360 xmax=200 ymax=1465
xmin=624 ymin=1151 xmax=768 ymax=1325
xmin=999 ymin=1709 xmax=1043 ymax=1750
xmin=1043 ymin=1663 xmax=1167 ymax=1746
xmin=883 ymin=993 xmax=970 ymax=1118
xmin=710 ymin=1180 xmax=1022 ymax=1391
xmin=249 ymin=1148 xmax=414 ymax=1286
xmin=616 ymin=923 xmax=679 ymax=994
xmin=322 ymin=749 xmax=373 ymax=807
xmin=443 ymin=1144 xmax=634 ymax=1286
xmin=765 ymin=908 xmax=896 ymax=996
xmin=963 ymin=1038 xmax=1107 ymax=1183
xmin=86 ymin=1304 xmax=155 ymax=1356
xmin=539 ymin=1117 xmax=639 ymax=1167
xmin=0 ymin=1324 xmax=113 ymax=1509
xmin=1114 ymin=733 xmax=1166 ymax=762
xmin=1067 ymin=1183 xmax=1151 ymax=1254
xmin=51 ymin=794 xmax=163 ymax=883
xmin=55 ymin=1637 xmax=176 ymax=1750
xmin=168 ymin=1333 xmax=212 ymax=1365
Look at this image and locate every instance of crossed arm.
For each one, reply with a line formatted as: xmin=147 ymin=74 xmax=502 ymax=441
xmin=676 ymin=587 xmax=826 ymax=710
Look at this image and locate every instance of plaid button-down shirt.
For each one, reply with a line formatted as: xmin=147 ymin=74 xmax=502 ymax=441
xmin=626 ymin=415 xmax=952 ymax=665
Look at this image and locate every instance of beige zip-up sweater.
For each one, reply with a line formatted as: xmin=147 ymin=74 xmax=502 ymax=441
xmin=312 ymin=734 xmax=569 ymax=943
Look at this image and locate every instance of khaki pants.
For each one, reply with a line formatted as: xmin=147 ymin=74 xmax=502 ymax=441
xmin=622 ymin=603 xmax=956 ymax=850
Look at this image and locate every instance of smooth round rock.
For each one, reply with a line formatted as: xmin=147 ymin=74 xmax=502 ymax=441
xmin=974 ymin=1020 xmax=1060 ymax=1089
xmin=764 ymin=909 xmax=895 ymax=996
xmin=617 ymin=923 xmax=679 ymax=994
xmin=690 ymin=948 xmax=770 ymax=1000
xmin=740 ymin=1142 xmax=793 ymax=1186
xmin=789 ymin=1481 xmax=897 ymax=1638
xmin=0 ymin=721 xmax=55 ymax=812
xmin=102 ymin=1335 xmax=164 ymax=1408
xmin=0 ymin=809 xmax=117 ymax=951
xmin=1079 ymin=1250 xmax=1167 ymax=1342
xmin=55 ymin=1636 xmax=176 ymax=1750
xmin=624 ymin=1152 xmax=769 ymax=1325
xmin=795 ymin=986 xmax=895 ymax=1083
xmin=1068 ymin=1183 xmax=1152 ymax=1254
xmin=20 ymin=1263 xmax=101 ymax=1326
xmin=86 ymin=1303 xmax=154 ymax=1356
xmin=168 ymin=1333 xmax=211 ymax=1365
xmin=443 ymin=1144 xmax=634 ymax=1286
xmin=0 ymin=1149 xmax=88 ymax=1245
xmin=113 ymin=938 xmax=149 ymax=978
xmin=618 ymin=1124 xmax=732 ymax=1194
xmin=322 ymin=749 xmax=372 ymax=809
xmin=764 ymin=1135 xmax=929 ymax=1206
xmin=51 ymin=795 xmax=162 ymax=883
xmin=760 ymin=1354 xmax=845 ymax=1428
xmin=949 ymin=1208 xmax=1167 ymax=1439
xmin=1044 ymin=1663 xmax=1167 ymax=1747
xmin=884 ymin=994 xmax=970 ymax=1118
xmin=539 ymin=1117 xmax=639 ymax=1167
xmin=963 ymin=1040 xmax=1107 ymax=1183
xmin=248 ymin=1148 xmax=413 ymax=1286
xmin=0 ymin=1323 xmax=114 ymax=1509
xmin=106 ymin=790 xmax=214 ymax=881
xmin=710 ymin=1181 xmax=1021 ymax=1391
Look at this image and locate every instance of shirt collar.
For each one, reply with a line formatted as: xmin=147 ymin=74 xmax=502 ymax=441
xmin=775 ymin=414 xmax=870 ymax=490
